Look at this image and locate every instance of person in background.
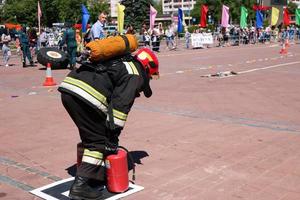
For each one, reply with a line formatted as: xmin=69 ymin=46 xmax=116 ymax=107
xmin=151 ymin=25 xmax=161 ymax=52
xmin=1 ymin=29 xmax=12 ymax=67
xmin=19 ymin=26 xmax=34 ymax=67
xmin=185 ymin=28 xmax=191 ymax=49
xmin=143 ymin=31 xmax=151 ymax=47
xmin=60 ymin=22 xmax=77 ymax=70
xmin=28 ymin=28 xmax=38 ymax=63
xmin=75 ymin=29 xmax=83 ymax=55
xmin=91 ymin=12 xmax=107 ymax=40
xmin=126 ymin=24 xmax=135 ymax=35
xmin=39 ymin=28 xmax=48 ymax=47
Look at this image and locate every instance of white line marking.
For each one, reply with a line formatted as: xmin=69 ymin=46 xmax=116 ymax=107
xmin=238 ymin=61 xmax=300 ymax=74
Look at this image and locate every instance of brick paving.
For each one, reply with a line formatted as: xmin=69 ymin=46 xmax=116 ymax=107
xmin=0 ymin=43 xmax=300 ymax=199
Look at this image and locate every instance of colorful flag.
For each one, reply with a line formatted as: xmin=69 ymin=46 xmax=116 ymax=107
xmin=38 ymin=1 xmax=42 ymax=34
xmin=200 ymin=5 xmax=208 ymax=28
xmin=240 ymin=6 xmax=248 ymax=28
xmin=296 ymin=9 xmax=300 ymax=26
xmin=221 ymin=5 xmax=229 ymax=28
xmin=271 ymin=7 xmax=279 ymax=26
xmin=283 ymin=7 xmax=290 ymax=26
xmin=117 ymin=3 xmax=125 ymax=34
xmin=256 ymin=10 xmax=263 ymax=28
xmin=81 ymin=4 xmax=90 ymax=33
xmin=150 ymin=5 xmax=157 ymax=30
xmin=253 ymin=5 xmax=271 ymax=11
xmin=177 ymin=8 xmax=183 ymax=33
xmin=38 ymin=1 xmax=42 ymax=18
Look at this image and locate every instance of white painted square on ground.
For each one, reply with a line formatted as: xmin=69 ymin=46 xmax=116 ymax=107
xmin=30 ymin=177 xmax=144 ymax=200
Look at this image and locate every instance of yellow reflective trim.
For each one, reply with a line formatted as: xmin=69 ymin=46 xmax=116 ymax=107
xmin=128 ymin=62 xmax=139 ymax=75
xmin=83 ymin=149 xmax=103 ymax=159
xmin=113 ymin=109 xmax=127 ymax=120
xmin=63 ymin=77 xmax=108 ymax=106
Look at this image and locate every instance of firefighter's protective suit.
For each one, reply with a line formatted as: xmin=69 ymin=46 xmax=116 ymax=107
xmin=58 ymin=53 xmax=154 ymax=200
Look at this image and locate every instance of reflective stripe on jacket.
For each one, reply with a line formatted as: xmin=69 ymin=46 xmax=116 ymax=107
xmin=58 ymin=57 xmax=147 ymax=129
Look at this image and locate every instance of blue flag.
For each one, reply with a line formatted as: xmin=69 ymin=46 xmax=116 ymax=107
xmin=81 ymin=4 xmax=90 ymax=33
xmin=177 ymin=8 xmax=183 ymax=33
xmin=256 ymin=10 xmax=263 ymax=28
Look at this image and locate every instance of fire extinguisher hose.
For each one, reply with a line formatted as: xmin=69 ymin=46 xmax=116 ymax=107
xmin=118 ymin=146 xmax=136 ymax=183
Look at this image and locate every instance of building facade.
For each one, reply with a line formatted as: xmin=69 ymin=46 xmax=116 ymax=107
xmin=162 ymin=0 xmax=195 ymax=15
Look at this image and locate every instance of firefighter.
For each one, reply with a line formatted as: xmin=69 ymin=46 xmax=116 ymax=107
xmin=19 ymin=27 xmax=34 ymax=67
xmin=58 ymin=47 xmax=159 ymax=200
xmin=60 ymin=22 xmax=77 ymax=70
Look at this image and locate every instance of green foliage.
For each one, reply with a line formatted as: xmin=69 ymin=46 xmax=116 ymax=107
xmin=1 ymin=0 xmax=109 ymax=27
xmin=287 ymin=1 xmax=297 ymax=14
xmin=153 ymin=0 xmax=163 ymax=15
xmin=120 ymin=0 xmax=154 ymax=31
xmin=87 ymin=0 xmax=110 ymax=23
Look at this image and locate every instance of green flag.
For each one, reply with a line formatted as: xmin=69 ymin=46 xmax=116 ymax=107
xmin=296 ymin=9 xmax=300 ymax=26
xmin=240 ymin=6 xmax=248 ymax=28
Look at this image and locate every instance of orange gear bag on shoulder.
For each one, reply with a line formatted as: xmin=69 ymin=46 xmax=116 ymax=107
xmin=86 ymin=34 xmax=138 ymax=62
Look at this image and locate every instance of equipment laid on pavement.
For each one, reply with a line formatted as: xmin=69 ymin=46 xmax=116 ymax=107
xmin=85 ymin=34 xmax=138 ymax=62
xmin=37 ymin=47 xmax=69 ymax=69
xmin=43 ymin=63 xmax=57 ymax=86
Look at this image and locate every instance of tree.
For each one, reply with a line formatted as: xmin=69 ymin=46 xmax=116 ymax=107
xmin=120 ymin=0 xmax=154 ymax=31
xmin=0 ymin=0 xmax=109 ymax=27
xmin=153 ymin=0 xmax=163 ymax=15
xmin=87 ymin=0 xmax=110 ymax=24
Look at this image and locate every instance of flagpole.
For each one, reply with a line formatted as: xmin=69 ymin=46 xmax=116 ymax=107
xmin=38 ymin=1 xmax=41 ymax=35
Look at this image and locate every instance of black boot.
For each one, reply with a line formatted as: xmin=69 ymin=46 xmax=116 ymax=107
xmin=23 ymin=62 xmax=27 ymax=68
xmin=69 ymin=64 xmax=74 ymax=70
xmin=69 ymin=176 xmax=103 ymax=200
xmin=30 ymin=61 xmax=34 ymax=66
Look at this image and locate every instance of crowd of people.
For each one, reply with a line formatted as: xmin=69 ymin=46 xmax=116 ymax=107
xmin=1 ymin=16 xmax=300 ymax=68
xmin=138 ymin=23 xmax=300 ymax=51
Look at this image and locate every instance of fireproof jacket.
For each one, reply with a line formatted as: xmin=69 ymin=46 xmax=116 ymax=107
xmin=58 ymin=55 xmax=149 ymax=131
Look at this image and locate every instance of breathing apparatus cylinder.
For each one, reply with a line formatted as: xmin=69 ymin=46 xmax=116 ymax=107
xmin=85 ymin=34 xmax=138 ymax=62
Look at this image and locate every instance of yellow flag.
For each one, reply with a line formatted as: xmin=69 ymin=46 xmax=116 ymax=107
xmin=117 ymin=3 xmax=125 ymax=34
xmin=271 ymin=7 xmax=279 ymax=26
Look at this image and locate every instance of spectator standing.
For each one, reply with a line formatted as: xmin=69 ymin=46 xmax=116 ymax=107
xmin=75 ymin=29 xmax=83 ymax=54
xmin=91 ymin=12 xmax=107 ymax=40
xmin=151 ymin=25 xmax=161 ymax=52
xmin=19 ymin=27 xmax=33 ymax=67
xmin=15 ymin=36 xmax=21 ymax=56
xmin=126 ymin=24 xmax=135 ymax=35
xmin=1 ymin=29 xmax=12 ymax=67
xmin=143 ymin=31 xmax=151 ymax=46
xmin=60 ymin=23 xmax=77 ymax=70
xmin=185 ymin=29 xmax=191 ymax=49
xmin=39 ymin=29 xmax=48 ymax=47
xmin=29 ymin=28 xmax=38 ymax=63
xmin=165 ymin=25 xmax=175 ymax=50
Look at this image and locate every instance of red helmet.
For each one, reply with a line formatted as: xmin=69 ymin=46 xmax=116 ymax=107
xmin=134 ymin=48 xmax=159 ymax=78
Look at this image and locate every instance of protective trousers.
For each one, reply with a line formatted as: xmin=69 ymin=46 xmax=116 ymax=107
xmin=61 ymin=92 xmax=118 ymax=181
xmin=21 ymin=45 xmax=32 ymax=64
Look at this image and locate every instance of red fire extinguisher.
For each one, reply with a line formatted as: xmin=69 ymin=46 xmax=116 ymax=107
xmin=106 ymin=148 xmax=129 ymax=193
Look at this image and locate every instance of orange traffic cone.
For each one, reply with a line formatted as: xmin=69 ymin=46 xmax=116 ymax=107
xmin=43 ymin=63 xmax=57 ymax=86
xmin=280 ymin=43 xmax=288 ymax=54
xmin=285 ymin=39 xmax=290 ymax=47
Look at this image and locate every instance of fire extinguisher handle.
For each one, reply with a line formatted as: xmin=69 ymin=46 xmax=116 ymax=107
xmin=118 ymin=146 xmax=136 ymax=183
